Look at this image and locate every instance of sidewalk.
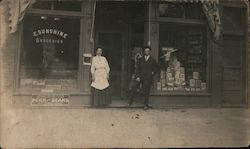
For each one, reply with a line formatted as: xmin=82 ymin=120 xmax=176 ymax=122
xmin=1 ymin=107 xmax=250 ymax=148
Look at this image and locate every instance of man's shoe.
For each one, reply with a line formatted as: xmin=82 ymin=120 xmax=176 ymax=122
xmin=143 ymin=106 xmax=149 ymax=110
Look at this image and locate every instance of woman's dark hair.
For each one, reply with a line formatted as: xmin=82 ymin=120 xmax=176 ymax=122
xmin=94 ymin=47 xmax=102 ymax=55
xmin=95 ymin=47 xmax=102 ymax=53
xmin=143 ymin=46 xmax=151 ymax=52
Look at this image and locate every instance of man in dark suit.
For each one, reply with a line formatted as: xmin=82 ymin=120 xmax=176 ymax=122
xmin=128 ymin=46 xmax=159 ymax=110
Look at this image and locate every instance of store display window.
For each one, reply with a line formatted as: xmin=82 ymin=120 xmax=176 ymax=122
xmin=19 ymin=15 xmax=80 ymax=91
xmin=157 ymin=24 xmax=208 ymax=92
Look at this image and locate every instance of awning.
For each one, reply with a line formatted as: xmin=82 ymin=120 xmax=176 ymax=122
xmin=7 ymin=0 xmax=36 ymax=33
xmin=7 ymin=0 xmax=221 ymax=40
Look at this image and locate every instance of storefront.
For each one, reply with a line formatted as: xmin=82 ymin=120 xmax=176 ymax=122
xmin=1 ymin=0 xmax=249 ymax=107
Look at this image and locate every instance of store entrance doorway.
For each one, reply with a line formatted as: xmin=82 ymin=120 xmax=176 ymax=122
xmin=94 ymin=1 xmax=146 ymax=106
xmin=96 ymin=32 xmax=125 ymax=100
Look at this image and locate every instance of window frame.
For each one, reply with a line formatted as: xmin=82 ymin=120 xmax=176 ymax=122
xmin=14 ymin=1 xmax=85 ymax=94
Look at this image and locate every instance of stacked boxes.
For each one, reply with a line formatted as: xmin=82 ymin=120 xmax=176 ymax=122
xmin=179 ymin=67 xmax=186 ymax=86
xmin=157 ymin=69 xmax=207 ymax=92
xmin=158 ymin=67 xmax=186 ymax=91
xmin=156 ymin=82 xmax=161 ymax=91
xmin=187 ymin=71 xmax=206 ymax=91
xmin=193 ymin=72 xmax=199 ymax=79
xmin=160 ymin=71 xmax=165 ymax=79
xmin=189 ymin=79 xmax=196 ymax=88
xmin=201 ymin=82 xmax=207 ymax=90
xmin=161 ymin=79 xmax=166 ymax=87
xmin=189 ymin=72 xmax=199 ymax=91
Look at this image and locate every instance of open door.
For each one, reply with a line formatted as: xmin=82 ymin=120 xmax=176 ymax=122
xmin=97 ymin=32 xmax=125 ymax=100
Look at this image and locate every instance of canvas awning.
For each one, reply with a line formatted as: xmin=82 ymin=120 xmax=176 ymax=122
xmin=7 ymin=0 xmax=36 ymax=33
xmin=7 ymin=0 xmax=221 ymax=40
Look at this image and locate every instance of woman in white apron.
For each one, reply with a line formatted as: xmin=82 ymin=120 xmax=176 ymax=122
xmin=91 ymin=48 xmax=111 ymax=106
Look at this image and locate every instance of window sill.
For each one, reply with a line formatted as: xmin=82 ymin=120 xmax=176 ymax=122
xmin=13 ymin=89 xmax=91 ymax=96
xmin=151 ymin=91 xmax=211 ymax=96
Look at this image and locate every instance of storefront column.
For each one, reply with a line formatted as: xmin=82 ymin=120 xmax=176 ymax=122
xmin=144 ymin=1 xmax=159 ymax=60
xmin=209 ymin=21 xmax=223 ymax=107
xmin=144 ymin=1 xmax=159 ymax=91
xmin=80 ymin=0 xmax=95 ymax=92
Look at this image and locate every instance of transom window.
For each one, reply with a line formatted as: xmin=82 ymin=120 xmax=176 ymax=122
xmin=30 ymin=0 xmax=82 ymax=12
xmin=159 ymin=2 xmax=205 ymax=19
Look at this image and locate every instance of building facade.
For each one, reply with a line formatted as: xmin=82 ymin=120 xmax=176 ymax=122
xmin=0 ymin=0 xmax=249 ymax=108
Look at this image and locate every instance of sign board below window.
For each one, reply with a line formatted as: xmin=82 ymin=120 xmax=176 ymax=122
xmin=30 ymin=94 xmax=70 ymax=106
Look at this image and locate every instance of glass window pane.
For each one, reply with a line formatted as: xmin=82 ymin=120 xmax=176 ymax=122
xmin=30 ymin=0 xmax=82 ymax=11
xmin=31 ymin=1 xmax=52 ymax=10
xmin=223 ymin=7 xmax=246 ymax=32
xmin=159 ymin=3 xmax=205 ymax=19
xmin=20 ymin=15 xmax=80 ymax=90
xmin=157 ymin=24 xmax=207 ymax=92
xmin=159 ymin=3 xmax=185 ymax=18
xmin=54 ymin=0 xmax=82 ymax=11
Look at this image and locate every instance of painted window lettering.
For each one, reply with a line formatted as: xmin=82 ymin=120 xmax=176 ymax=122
xmin=33 ymin=29 xmax=68 ymax=39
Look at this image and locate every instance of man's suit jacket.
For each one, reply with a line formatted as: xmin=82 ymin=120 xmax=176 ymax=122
xmin=135 ymin=56 xmax=159 ymax=82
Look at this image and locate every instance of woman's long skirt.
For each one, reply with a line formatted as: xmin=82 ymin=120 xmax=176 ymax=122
xmin=91 ymin=87 xmax=112 ymax=106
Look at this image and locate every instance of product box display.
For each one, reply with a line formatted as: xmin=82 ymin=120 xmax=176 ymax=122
xmin=156 ymin=82 xmax=162 ymax=91
xmin=162 ymin=87 xmax=168 ymax=91
xmin=161 ymin=79 xmax=166 ymax=87
xmin=190 ymin=88 xmax=196 ymax=91
xmin=201 ymin=82 xmax=207 ymax=90
xmin=195 ymin=79 xmax=202 ymax=87
xmin=185 ymin=87 xmax=191 ymax=91
xmin=158 ymin=41 xmax=207 ymax=92
xmin=196 ymin=88 xmax=201 ymax=91
xmin=168 ymin=87 xmax=174 ymax=91
xmin=180 ymin=73 xmax=185 ymax=79
xmin=167 ymin=81 xmax=174 ymax=87
xmin=193 ymin=72 xmax=199 ymax=80
xmin=160 ymin=71 xmax=165 ymax=79
xmin=189 ymin=79 xmax=196 ymax=87
xmin=166 ymin=72 xmax=173 ymax=79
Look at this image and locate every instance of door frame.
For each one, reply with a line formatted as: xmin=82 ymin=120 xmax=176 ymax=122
xmin=221 ymin=34 xmax=247 ymax=107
